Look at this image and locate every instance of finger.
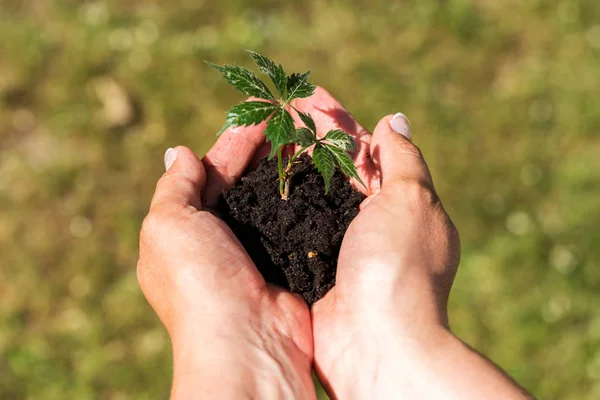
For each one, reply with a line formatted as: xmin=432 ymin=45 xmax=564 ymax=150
xmin=149 ymin=146 xmax=207 ymax=213
xmin=290 ymin=86 xmax=379 ymax=194
xmin=249 ymin=142 xmax=272 ymax=169
xmin=202 ymin=117 xmax=266 ymax=208
xmin=370 ymin=113 xmax=435 ymax=188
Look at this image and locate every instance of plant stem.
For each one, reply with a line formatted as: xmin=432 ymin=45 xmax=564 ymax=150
xmin=280 ymin=146 xmax=308 ymax=201
xmin=283 ymin=178 xmax=290 ymax=200
xmin=287 ymin=146 xmax=307 ymax=170
xmin=277 ymin=147 xmax=284 ymax=197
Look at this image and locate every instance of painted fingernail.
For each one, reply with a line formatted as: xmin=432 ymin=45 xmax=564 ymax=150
xmin=164 ymin=148 xmax=177 ymax=171
xmin=389 ymin=113 xmax=411 ymax=139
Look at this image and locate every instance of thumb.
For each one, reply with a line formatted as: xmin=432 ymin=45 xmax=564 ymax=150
xmin=370 ymin=113 xmax=434 ymax=189
xmin=149 ymin=146 xmax=207 ymax=213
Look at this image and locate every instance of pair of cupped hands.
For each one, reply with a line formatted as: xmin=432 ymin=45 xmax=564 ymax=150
xmin=138 ymin=88 xmax=531 ymax=399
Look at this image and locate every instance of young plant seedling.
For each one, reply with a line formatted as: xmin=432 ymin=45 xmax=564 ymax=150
xmin=207 ymin=51 xmax=364 ymax=200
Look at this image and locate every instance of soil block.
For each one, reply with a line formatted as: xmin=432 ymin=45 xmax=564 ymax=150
xmin=219 ymin=154 xmax=364 ymax=305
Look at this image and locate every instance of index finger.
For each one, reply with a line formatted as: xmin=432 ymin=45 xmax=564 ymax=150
xmin=202 ymin=101 xmax=267 ymax=208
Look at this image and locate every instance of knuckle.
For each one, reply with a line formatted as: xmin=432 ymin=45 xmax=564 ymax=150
xmin=140 ymin=213 xmax=161 ymax=241
xmin=140 ymin=209 xmax=186 ymax=249
xmin=136 ymin=258 xmax=148 ymax=287
xmin=446 ymin=215 xmax=461 ymax=255
xmin=155 ymin=172 xmax=175 ymax=192
xmin=396 ymin=140 xmax=424 ymax=159
xmin=436 ymin=212 xmax=462 ymax=272
xmin=403 ymin=178 xmax=439 ymax=208
xmin=204 ymin=156 xmax=234 ymax=181
xmin=447 ymin=215 xmax=460 ymax=239
xmin=140 ymin=211 xmax=171 ymax=248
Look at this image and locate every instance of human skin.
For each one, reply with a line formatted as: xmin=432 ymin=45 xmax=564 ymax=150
xmin=292 ymin=88 xmax=535 ymax=399
xmin=137 ymin=87 xmax=534 ymax=399
xmin=137 ymin=126 xmax=316 ymax=399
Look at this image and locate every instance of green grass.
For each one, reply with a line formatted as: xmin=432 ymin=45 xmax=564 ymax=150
xmin=1 ymin=0 xmax=599 ymax=398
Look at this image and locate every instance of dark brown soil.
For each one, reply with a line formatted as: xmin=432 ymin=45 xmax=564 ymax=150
xmin=219 ymin=154 xmax=364 ymax=305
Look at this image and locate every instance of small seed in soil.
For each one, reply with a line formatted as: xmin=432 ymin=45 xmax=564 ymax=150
xmin=307 ymin=251 xmax=318 ymax=259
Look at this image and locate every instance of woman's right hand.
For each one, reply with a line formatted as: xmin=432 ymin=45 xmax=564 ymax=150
xmin=137 ymin=124 xmax=316 ymax=400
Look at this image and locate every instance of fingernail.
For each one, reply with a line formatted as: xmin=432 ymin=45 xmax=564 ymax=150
xmin=164 ymin=148 xmax=177 ymax=171
xmin=389 ymin=113 xmax=411 ymax=139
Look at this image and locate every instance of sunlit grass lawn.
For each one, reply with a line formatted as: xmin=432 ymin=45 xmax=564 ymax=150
xmin=1 ymin=0 xmax=600 ymax=398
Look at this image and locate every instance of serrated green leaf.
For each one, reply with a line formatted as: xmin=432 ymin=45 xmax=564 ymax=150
xmin=286 ymin=72 xmax=316 ymax=101
xmin=217 ymin=121 xmax=232 ymax=136
xmin=225 ymin=101 xmax=277 ymax=128
xmin=296 ymin=110 xmax=317 ymax=134
xmin=312 ymin=143 xmax=335 ymax=194
xmin=295 ymin=127 xmax=317 ymax=147
xmin=206 ymin=62 xmax=276 ymax=101
xmin=324 ymin=144 xmax=366 ymax=188
xmin=247 ymin=51 xmax=287 ymax=99
xmin=324 ymin=129 xmax=356 ymax=151
xmin=265 ymin=108 xmax=295 ymax=159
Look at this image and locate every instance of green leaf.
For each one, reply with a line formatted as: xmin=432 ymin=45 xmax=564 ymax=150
xmin=295 ymin=127 xmax=317 ymax=147
xmin=225 ymin=101 xmax=277 ymax=128
xmin=324 ymin=144 xmax=366 ymax=188
xmin=265 ymin=108 xmax=295 ymax=159
xmin=247 ymin=51 xmax=287 ymax=99
xmin=296 ymin=110 xmax=317 ymax=133
xmin=206 ymin=62 xmax=276 ymax=101
xmin=324 ymin=129 xmax=356 ymax=151
xmin=312 ymin=143 xmax=335 ymax=194
xmin=217 ymin=121 xmax=232 ymax=136
xmin=286 ymin=72 xmax=316 ymax=101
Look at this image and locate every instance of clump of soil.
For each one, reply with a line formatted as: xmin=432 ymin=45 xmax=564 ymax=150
xmin=219 ymin=154 xmax=364 ymax=305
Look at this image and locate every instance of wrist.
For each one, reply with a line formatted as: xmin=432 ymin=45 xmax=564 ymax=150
xmin=316 ymin=310 xmax=452 ymax=399
xmin=170 ymin=308 xmax=315 ymax=400
xmin=319 ymin=321 xmax=532 ymax=400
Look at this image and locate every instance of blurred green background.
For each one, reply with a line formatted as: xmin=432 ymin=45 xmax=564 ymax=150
xmin=1 ymin=0 xmax=599 ymax=398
